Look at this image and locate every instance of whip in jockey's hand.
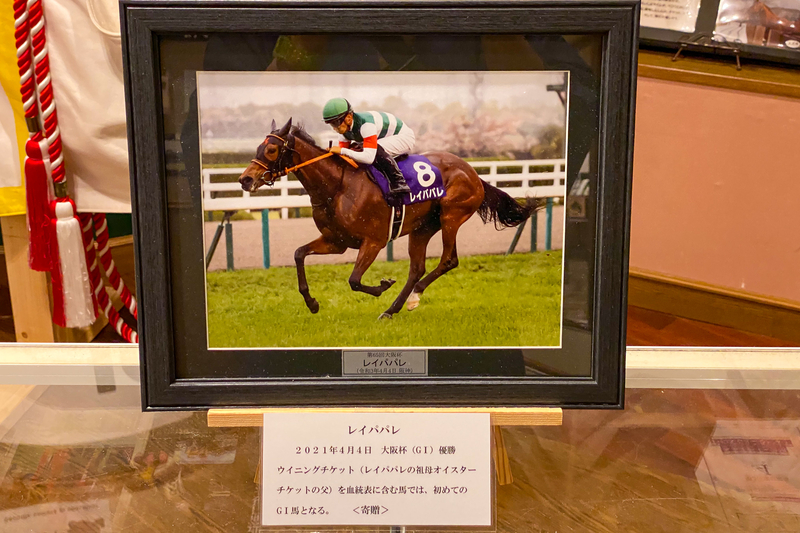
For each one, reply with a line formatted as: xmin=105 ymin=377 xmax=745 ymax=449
xmin=322 ymin=97 xmax=413 ymax=196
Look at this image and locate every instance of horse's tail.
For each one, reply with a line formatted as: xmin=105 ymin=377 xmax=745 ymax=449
xmin=477 ymin=180 xmax=537 ymax=229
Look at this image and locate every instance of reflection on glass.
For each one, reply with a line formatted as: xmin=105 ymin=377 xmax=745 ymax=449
xmin=3 ymin=386 xmax=800 ymax=531
xmin=160 ymin=34 xmax=600 ymax=378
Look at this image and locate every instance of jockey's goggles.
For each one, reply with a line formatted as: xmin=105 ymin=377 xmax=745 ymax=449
xmin=325 ymin=114 xmax=348 ymax=127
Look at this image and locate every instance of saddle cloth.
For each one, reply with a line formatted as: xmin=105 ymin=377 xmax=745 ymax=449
xmin=367 ymin=154 xmax=445 ymax=207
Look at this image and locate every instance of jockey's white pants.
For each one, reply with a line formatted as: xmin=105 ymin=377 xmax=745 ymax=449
xmin=378 ymin=124 xmax=416 ymax=157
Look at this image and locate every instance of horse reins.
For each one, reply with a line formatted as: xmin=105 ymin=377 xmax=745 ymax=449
xmin=251 ymin=151 xmax=336 ymax=177
xmin=250 ymin=133 xmax=357 ymax=190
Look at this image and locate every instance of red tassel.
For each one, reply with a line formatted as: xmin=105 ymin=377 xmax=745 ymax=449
xmin=25 ymin=136 xmax=53 ymax=271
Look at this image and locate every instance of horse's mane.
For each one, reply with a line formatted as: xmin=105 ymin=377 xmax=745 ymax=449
xmin=290 ymin=124 xmax=323 ymax=151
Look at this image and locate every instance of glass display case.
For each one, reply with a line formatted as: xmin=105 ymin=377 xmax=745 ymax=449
xmin=3 ymin=381 xmax=800 ymax=531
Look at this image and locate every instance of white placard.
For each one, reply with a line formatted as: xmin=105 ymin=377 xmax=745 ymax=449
xmin=261 ymin=412 xmax=491 ymax=526
xmin=641 ymin=0 xmax=702 ymax=32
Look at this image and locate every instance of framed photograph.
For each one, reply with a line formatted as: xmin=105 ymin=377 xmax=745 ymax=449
xmin=714 ymin=0 xmax=800 ymax=53
xmin=639 ymin=0 xmax=800 ymax=66
xmin=121 ymin=0 xmax=638 ymax=409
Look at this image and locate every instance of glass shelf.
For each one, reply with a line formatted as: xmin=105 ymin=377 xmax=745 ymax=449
xmin=2 ymin=385 xmax=800 ymax=531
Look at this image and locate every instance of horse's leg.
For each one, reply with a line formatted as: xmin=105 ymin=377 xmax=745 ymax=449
xmin=380 ymin=228 xmax=435 ymax=318
xmin=410 ymin=209 xmax=472 ymax=303
xmin=349 ymin=240 xmax=396 ymax=297
xmin=295 ymin=236 xmax=346 ymax=313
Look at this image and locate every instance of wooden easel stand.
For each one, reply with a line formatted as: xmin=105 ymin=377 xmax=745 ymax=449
xmin=208 ymin=407 xmax=561 ymax=427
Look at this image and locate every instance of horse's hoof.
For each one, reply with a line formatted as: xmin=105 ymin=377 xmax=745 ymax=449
xmin=307 ymin=299 xmax=320 ymax=314
xmin=378 ymin=312 xmax=393 ymax=320
xmin=407 ymin=291 xmax=421 ymax=311
xmin=380 ymin=278 xmax=396 ymax=291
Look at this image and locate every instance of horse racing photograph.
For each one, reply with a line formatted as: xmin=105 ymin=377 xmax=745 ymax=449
xmin=196 ymin=71 xmax=568 ymax=349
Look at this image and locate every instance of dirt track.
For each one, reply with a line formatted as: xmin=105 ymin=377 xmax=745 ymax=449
xmin=205 ymin=206 xmax=563 ymax=272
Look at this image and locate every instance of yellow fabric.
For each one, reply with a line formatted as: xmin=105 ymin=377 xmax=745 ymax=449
xmin=0 ymin=0 xmax=28 ymax=216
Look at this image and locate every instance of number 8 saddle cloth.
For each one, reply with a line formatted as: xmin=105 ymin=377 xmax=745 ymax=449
xmin=367 ymin=154 xmax=446 ymax=208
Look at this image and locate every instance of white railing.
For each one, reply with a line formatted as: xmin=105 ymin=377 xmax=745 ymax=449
xmin=202 ymin=159 xmax=565 ymax=217
xmin=469 ymin=159 xmax=565 ymax=199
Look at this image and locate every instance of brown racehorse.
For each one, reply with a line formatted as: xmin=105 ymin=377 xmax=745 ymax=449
xmin=238 ymin=118 xmax=534 ymax=319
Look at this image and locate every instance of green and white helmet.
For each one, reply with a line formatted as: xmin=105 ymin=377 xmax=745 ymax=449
xmin=322 ymin=97 xmax=351 ymax=123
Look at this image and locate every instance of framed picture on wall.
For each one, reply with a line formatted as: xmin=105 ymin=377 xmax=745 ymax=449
xmin=639 ymin=0 xmax=800 ymax=67
xmin=121 ymin=0 xmax=638 ymax=410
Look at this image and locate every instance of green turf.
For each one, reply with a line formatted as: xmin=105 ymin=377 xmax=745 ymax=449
xmin=206 ymin=252 xmax=562 ymax=348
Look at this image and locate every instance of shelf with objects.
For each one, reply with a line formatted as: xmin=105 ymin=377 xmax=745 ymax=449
xmin=639 ymin=0 xmax=800 ymax=68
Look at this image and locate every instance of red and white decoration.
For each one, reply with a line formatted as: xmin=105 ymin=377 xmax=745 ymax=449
xmin=12 ymin=0 xmax=137 ymax=341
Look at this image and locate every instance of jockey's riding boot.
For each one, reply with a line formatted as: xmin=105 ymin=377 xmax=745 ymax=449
xmin=375 ymin=147 xmax=411 ymax=196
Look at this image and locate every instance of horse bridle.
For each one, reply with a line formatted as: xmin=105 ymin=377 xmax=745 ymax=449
xmin=248 ymin=132 xmax=359 ymax=193
xmin=249 ymin=133 xmax=296 ymax=190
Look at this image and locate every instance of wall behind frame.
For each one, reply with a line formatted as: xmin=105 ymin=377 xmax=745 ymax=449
xmin=629 ymin=76 xmax=800 ymax=325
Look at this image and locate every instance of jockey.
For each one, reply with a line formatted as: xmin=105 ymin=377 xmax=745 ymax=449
xmin=323 ymin=97 xmax=413 ymax=195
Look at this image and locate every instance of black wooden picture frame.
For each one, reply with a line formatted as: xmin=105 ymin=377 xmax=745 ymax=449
xmin=121 ymin=0 xmax=639 ymax=410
